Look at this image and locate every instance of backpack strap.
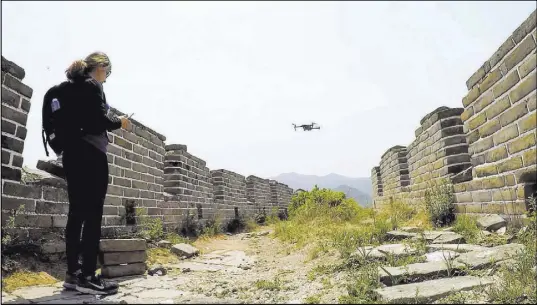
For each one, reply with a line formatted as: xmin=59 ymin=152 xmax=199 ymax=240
xmin=42 ymin=128 xmax=50 ymax=157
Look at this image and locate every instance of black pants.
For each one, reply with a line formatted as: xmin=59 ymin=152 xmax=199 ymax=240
xmin=63 ymin=139 xmax=109 ymax=276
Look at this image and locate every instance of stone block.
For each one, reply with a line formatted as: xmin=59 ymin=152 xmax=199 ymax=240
xmin=99 ymin=239 xmax=146 ymax=252
xmin=462 ymin=86 xmax=481 ymax=107
xmin=518 ymin=52 xmax=536 ymax=78
xmin=508 ymin=132 xmax=536 ymax=154
xmin=460 ymin=107 xmax=474 ymax=122
xmin=509 ymin=71 xmax=536 ymax=103
xmin=478 ymin=118 xmax=501 ymax=137
xmin=500 ymin=101 xmax=528 ymax=127
xmin=480 ymin=69 xmax=503 ymax=92
xmin=493 ymin=124 xmax=519 ymax=145
xmin=171 ymin=243 xmax=199 ymax=258
xmin=475 ymin=164 xmax=497 ymax=177
xmin=482 ymin=176 xmax=506 ymax=189
xmin=469 ymin=137 xmax=494 ymax=155
xmin=472 ymin=191 xmax=491 ymax=203
xmin=100 ymin=250 xmax=147 ymax=265
xmin=522 ymin=148 xmax=536 ymax=166
xmin=497 ymin=156 xmax=524 ymax=173
xmin=467 ymin=112 xmax=487 ymax=130
xmin=501 ymin=35 xmax=536 ymax=74
xmin=519 ymin=112 xmax=537 ymax=133
xmin=1 ymin=119 xmax=17 ymax=136
xmin=101 ymin=262 xmax=146 ymax=278
xmin=476 ymin=214 xmax=507 ymax=231
xmin=1 ymin=135 xmax=24 ymax=154
xmin=474 ymin=91 xmax=494 ymax=113
xmin=3 ymin=181 xmax=42 ymax=199
xmin=485 ymin=146 xmax=508 ymax=163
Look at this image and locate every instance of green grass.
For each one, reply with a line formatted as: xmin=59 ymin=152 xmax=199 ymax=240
xmin=254 ymin=277 xmax=284 ymax=291
xmin=304 ymin=294 xmax=322 ymax=304
xmin=2 ymin=271 xmax=59 ymax=293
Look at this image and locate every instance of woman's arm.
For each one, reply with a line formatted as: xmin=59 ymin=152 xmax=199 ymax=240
xmin=83 ymin=79 xmax=122 ymax=132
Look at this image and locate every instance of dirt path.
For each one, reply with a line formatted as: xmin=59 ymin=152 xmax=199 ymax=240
xmin=2 ymin=228 xmax=347 ymax=304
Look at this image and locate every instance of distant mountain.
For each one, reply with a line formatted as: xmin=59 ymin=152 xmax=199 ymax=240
xmin=271 ymin=172 xmax=372 ymax=206
xmin=333 ymin=185 xmax=372 ymax=207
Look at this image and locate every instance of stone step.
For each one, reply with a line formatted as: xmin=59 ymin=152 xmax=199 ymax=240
xmin=426 ymin=244 xmax=489 ymax=253
xmin=374 ymin=276 xmax=494 ymax=303
xmin=455 ymin=243 xmax=525 ymax=269
xmin=99 ymin=239 xmax=146 ymax=252
xmin=100 ymin=250 xmax=147 ymax=265
xmin=353 ymin=244 xmax=419 ymax=260
xmin=101 ymin=262 xmax=146 ymax=278
xmin=378 ymin=260 xmax=465 ymax=286
xmin=386 ymin=231 xmax=417 ymax=240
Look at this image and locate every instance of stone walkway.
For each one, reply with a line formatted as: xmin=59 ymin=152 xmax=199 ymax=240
xmin=2 ymin=226 xmax=529 ymax=304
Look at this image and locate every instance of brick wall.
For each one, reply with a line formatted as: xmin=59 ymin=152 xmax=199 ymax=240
xmin=371 ymin=10 xmax=536 ymax=219
xmin=246 ymin=175 xmax=273 ymax=213
xmin=1 ymin=56 xmax=32 ymax=183
xmin=0 ymin=57 xmax=295 ymax=244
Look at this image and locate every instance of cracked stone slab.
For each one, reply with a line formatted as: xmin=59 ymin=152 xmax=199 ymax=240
xmin=386 ymin=231 xmax=418 ymax=240
xmin=353 ymin=244 xmax=418 ymax=260
xmin=425 ymin=250 xmax=459 ymax=262
xmin=455 ymin=244 xmax=525 ymax=269
xmin=374 ymin=276 xmax=494 ymax=303
xmin=378 ymin=261 xmax=465 ymax=286
xmin=430 ymin=233 xmax=465 ymax=244
xmin=476 ymin=215 xmax=506 ymax=231
xmin=426 ymin=244 xmax=489 ymax=253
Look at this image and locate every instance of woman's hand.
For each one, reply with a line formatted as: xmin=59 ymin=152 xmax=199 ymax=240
xmin=117 ymin=115 xmax=130 ymax=129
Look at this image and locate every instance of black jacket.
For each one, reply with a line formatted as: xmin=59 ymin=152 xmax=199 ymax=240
xmin=47 ymin=77 xmax=122 ymax=139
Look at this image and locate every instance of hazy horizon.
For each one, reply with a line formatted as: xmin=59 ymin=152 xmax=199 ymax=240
xmin=2 ymin=1 xmax=535 ymax=178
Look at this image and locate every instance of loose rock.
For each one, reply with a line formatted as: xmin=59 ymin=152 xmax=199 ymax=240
xmin=476 ymin=215 xmax=506 ymax=232
xmin=157 ymin=240 xmax=172 ymax=249
xmin=172 ymin=244 xmax=200 ymax=258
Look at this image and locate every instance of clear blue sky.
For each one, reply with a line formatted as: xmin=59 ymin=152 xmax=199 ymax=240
xmin=2 ymin=1 xmax=535 ymax=178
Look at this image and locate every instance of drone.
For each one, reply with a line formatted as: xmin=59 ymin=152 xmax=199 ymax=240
xmin=292 ymin=122 xmax=321 ymax=131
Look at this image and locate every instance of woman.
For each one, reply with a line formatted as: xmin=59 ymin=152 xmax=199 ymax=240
xmin=53 ymin=52 xmax=129 ymax=295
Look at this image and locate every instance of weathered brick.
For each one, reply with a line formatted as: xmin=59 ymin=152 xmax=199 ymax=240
xmin=472 ymin=154 xmax=485 ymax=167
xmin=493 ymin=124 xmax=519 ymax=145
xmin=492 ymin=188 xmax=517 ymax=201
xmin=15 ymin=126 xmax=27 ymax=140
xmin=462 ymin=86 xmax=481 ymax=107
xmin=482 ymin=203 xmax=505 ymax=214
xmin=3 ymin=181 xmax=41 ymax=199
xmin=475 ymin=164 xmax=498 ymax=177
xmin=1 ymin=119 xmax=16 ymax=136
xmin=114 ymin=137 xmax=133 ymax=151
xmin=467 ymin=62 xmax=491 ymax=90
xmin=52 ymin=215 xmax=68 ymax=228
xmin=473 ymin=91 xmax=494 ymax=113
xmin=2 ymin=106 xmax=29 ymax=129
xmin=1 ymin=149 xmax=11 ymax=164
xmin=133 ymin=144 xmax=149 ymax=156
xmin=11 ymin=155 xmax=23 ymax=168
xmin=482 ymin=176 xmax=505 ymax=189
xmin=105 ymin=195 xmax=122 ymax=206
xmin=498 ymin=156 xmax=524 ymax=173
xmin=493 ymin=71 xmax=520 ymax=99
xmin=507 ymin=132 xmax=536 ymax=154
xmin=455 ymin=192 xmax=472 ymax=203
xmin=480 ymin=69 xmax=503 ymax=93
xmin=113 ymin=177 xmax=131 ymax=188
xmin=1 ymin=87 xmax=21 ymax=108
xmin=478 ymin=118 xmax=501 ymax=138
xmin=15 ymin=214 xmax=52 ymax=227
xmin=518 ymin=52 xmax=536 ymax=78
xmin=3 ymin=73 xmax=33 ymax=98
xmin=467 ymin=129 xmax=480 ymax=144
xmin=42 ymin=187 xmax=68 ymax=202
xmin=107 ymin=144 xmax=122 ymax=157
xmin=519 ymin=111 xmax=537 ymax=133
xmin=107 ymin=185 xmax=123 ymax=196
xmin=123 ymin=188 xmax=140 ymax=198
xmin=527 ymin=92 xmax=536 ymax=111
xmin=509 ymin=71 xmax=537 ymax=103
xmin=485 ymin=146 xmax=508 ymax=163
xmin=20 ymin=98 xmax=30 ymax=112
xmin=489 ymin=37 xmax=516 ymax=68
xmin=35 ymin=201 xmax=69 ymax=215
xmin=466 ymin=202 xmax=484 ymax=213
xmin=1 ymin=166 xmax=21 ymax=181
xmin=1 ymin=135 xmax=24 ymax=154
xmin=501 ymin=35 xmax=536 ymax=74
xmin=454 ymin=204 xmax=466 ymax=213
xmin=505 ymin=174 xmax=516 ymax=186
xmin=1 ymin=196 xmax=36 ymax=212
xmin=512 ymin=11 xmax=536 ymax=44
xmin=522 ymin=148 xmax=536 ymax=166
xmin=470 ymin=137 xmax=494 ymax=155
xmin=485 ymin=95 xmax=511 ymax=120
xmin=123 ymin=151 xmax=143 ymax=163
xmin=132 ymin=180 xmax=148 ymax=190
xmin=499 ymin=101 xmax=528 ymax=127
xmin=114 ymin=156 xmax=132 ymax=169
xmin=467 ymin=111 xmax=487 ymax=130
xmin=460 ymin=107 xmax=474 ymax=122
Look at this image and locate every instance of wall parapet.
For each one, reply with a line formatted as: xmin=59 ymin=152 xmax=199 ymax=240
xmin=372 ymin=9 xmax=536 ymax=218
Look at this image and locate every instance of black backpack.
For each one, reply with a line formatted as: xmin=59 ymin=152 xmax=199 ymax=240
xmin=41 ymin=82 xmax=72 ymax=157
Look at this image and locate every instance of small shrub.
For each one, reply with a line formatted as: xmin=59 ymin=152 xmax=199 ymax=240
xmin=201 ymin=213 xmax=223 ymax=238
xmin=424 ymin=179 xmax=455 ymax=227
xmin=135 ymin=208 xmax=164 ymax=241
xmin=254 ymin=277 xmax=283 ymax=291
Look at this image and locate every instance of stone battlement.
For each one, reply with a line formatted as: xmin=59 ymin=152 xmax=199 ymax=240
xmin=0 ymin=57 xmax=294 ymax=243
xmin=372 ymin=10 xmax=537 ymax=219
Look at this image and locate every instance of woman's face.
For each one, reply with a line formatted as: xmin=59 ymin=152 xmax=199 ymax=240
xmin=94 ymin=65 xmax=111 ymax=83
